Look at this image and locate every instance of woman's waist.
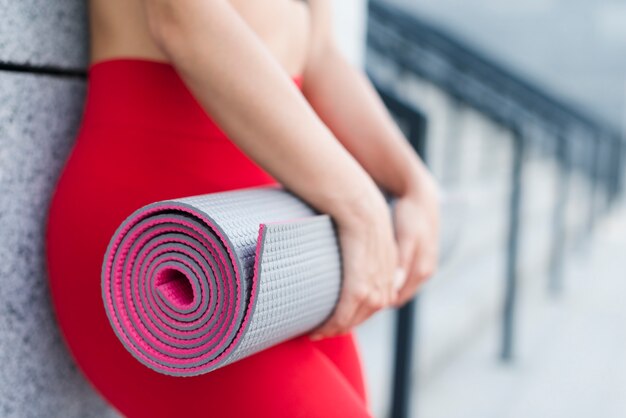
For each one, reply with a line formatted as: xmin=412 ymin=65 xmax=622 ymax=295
xmin=82 ymin=58 xmax=225 ymax=136
xmin=72 ymin=122 xmax=269 ymax=178
xmin=59 ymin=130 xmax=277 ymax=202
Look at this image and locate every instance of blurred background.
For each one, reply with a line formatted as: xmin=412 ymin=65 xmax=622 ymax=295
xmin=0 ymin=0 xmax=624 ymax=417
xmin=353 ymin=1 xmax=626 ymax=417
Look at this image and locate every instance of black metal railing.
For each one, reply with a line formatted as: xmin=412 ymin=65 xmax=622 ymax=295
xmin=376 ymin=86 xmax=428 ymax=418
xmin=368 ymin=1 xmax=625 ymax=417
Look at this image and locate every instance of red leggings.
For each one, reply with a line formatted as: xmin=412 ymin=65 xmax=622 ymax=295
xmin=45 ymin=59 xmax=371 ymax=417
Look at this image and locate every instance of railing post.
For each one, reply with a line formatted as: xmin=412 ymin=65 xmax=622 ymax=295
xmin=586 ymin=134 xmax=601 ymax=237
xmin=501 ymin=126 xmax=526 ymax=361
xmin=548 ymin=132 xmax=571 ymax=296
xmin=391 ymin=106 xmax=427 ymax=418
xmin=392 ymin=297 xmax=418 ymax=418
xmin=615 ymin=136 xmax=626 ymax=197
xmin=599 ymin=135 xmax=612 ymax=214
xmin=608 ymin=135 xmax=622 ymax=208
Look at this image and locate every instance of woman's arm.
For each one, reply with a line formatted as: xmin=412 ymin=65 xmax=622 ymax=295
xmin=303 ymin=0 xmax=440 ymax=306
xmin=302 ymin=0 xmax=426 ymax=198
xmin=142 ymin=0 xmax=397 ymax=336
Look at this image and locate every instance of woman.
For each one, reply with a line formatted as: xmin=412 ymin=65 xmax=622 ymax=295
xmin=45 ymin=0 xmax=439 ymax=416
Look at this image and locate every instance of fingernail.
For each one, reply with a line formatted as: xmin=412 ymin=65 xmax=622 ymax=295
xmin=393 ymin=267 xmax=407 ymax=290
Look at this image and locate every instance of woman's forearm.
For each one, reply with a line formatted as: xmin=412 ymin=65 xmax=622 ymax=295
xmin=302 ymin=42 xmax=430 ymax=198
xmin=142 ymin=0 xmax=386 ymax=220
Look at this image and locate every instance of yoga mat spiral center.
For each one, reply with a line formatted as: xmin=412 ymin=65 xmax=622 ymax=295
xmin=156 ymin=268 xmax=195 ymax=309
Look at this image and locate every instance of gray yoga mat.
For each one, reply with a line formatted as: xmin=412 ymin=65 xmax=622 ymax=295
xmin=102 ymin=186 xmax=342 ymax=376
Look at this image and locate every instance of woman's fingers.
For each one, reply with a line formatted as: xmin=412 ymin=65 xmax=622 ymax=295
xmin=393 ymin=232 xmax=414 ymax=303
xmin=311 ymin=284 xmax=386 ymax=339
xmin=349 ymin=285 xmax=388 ymax=329
xmin=311 ymin=290 xmax=360 ymax=339
xmin=395 ymin=238 xmax=437 ymax=306
xmin=393 ymin=267 xmax=407 ymax=293
xmin=312 ymin=246 xmax=395 ymax=339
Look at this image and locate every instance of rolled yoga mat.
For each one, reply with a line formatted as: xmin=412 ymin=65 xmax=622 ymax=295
xmin=102 ymin=186 xmax=342 ymax=376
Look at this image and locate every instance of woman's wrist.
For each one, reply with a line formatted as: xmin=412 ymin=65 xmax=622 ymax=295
xmin=327 ymin=178 xmax=389 ymax=228
xmin=398 ymin=158 xmax=437 ymax=201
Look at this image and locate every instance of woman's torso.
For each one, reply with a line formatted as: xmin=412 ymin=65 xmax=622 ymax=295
xmin=47 ymin=0 xmax=311 ymax=360
xmin=54 ymin=0 xmax=311 ymax=211
xmin=43 ymin=4 xmax=372 ymax=416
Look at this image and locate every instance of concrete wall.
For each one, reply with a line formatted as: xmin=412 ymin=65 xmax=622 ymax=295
xmin=0 ymin=1 xmax=88 ymax=69
xmin=0 ymin=1 xmax=117 ymax=417
xmin=0 ymin=1 xmax=367 ymax=416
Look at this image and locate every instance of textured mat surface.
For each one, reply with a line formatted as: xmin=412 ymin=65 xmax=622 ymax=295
xmin=102 ymin=186 xmax=342 ymax=376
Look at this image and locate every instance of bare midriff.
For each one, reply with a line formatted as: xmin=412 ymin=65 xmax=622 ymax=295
xmin=88 ymin=0 xmax=310 ymax=76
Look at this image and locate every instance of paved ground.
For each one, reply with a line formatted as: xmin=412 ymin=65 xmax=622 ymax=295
xmin=415 ymin=199 xmax=626 ymax=418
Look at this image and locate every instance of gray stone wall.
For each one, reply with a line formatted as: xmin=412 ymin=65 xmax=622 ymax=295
xmin=0 ymin=1 xmax=116 ymax=416
xmin=0 ymin=1 xmax=88 ymax=68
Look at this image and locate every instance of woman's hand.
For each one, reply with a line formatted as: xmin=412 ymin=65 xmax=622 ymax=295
xmin=393 ymin=170 xmax=440 ymax=307
xmin=311 ymin=190 xmax=398 ymax=340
